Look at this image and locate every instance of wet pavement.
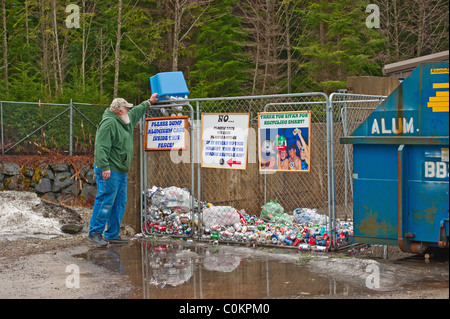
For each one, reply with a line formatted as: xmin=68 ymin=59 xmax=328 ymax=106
xmin=73 ymin=238 xmax=449 ymax=300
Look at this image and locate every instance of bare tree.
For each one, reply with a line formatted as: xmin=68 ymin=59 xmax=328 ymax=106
xmin=378 ymin=0 xmax=449 ymax=62
xmin=113 ymin=0 xmax=123 ymax=98
xmin=1 ymin=0 xmax=8 ymax=89
xmin=238 ymin=0 xmax=287 ymax=95
xmin=162 ymin=0 xmax=210 ymax=71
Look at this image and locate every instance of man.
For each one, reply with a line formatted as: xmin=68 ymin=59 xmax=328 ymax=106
xmin=88 ymin=93 xmax=158 ymax=247
xmin=296 ymin=128 xmax=310 ymax=171
xmin=277 ymin=148 xmax=289 ymax=170
xmin=287 ymin=144 xmax=301 ymax=170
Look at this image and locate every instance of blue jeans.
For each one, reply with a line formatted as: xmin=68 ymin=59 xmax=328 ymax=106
xmin=89 ymin=167 xmax=127 ymax=240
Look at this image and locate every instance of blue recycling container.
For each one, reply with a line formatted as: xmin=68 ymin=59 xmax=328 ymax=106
xmin=341 ymin=62 xmax=449 ymax=254
xmin=150 ymin=71 xmax=190 ymax=100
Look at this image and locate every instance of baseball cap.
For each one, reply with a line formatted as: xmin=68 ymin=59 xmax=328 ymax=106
xmin=110 ymin=98 xmax=134 ymax=110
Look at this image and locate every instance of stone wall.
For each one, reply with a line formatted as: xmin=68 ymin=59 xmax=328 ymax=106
xmin=0 ymin=161 xmax=97 ymax=207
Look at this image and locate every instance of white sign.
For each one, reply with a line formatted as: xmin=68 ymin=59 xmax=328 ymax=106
xmin=145 ymin=116 xmax=188 ymax=151
xmin=201 ymin=113 xmax=250 ymax=170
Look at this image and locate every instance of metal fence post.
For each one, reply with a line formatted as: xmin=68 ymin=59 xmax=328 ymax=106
xmin=325 ymin=95 xmax=336 ymax=250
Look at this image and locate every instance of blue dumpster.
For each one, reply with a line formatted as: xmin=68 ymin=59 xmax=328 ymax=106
xmin=341 ymin=62 xmax=449 ymax=254
xmin=150 ymin=71 xmax=190 ymax=100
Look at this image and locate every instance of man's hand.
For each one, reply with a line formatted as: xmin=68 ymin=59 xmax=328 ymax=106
xmin=102 ymin=170 xmax=111 ymax=180
xmin=149 ymin=93 xmax=159 ymax=105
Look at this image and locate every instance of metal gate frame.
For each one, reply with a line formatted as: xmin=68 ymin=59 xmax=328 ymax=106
xmin=139 ymin=92 xmax=388 ymax=250
xmin=329 ymin=93 xmax=387 ymax=228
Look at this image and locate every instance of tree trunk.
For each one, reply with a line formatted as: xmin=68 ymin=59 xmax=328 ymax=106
xmin=172 ymin=0 xmax=181 ymax=71
xmin=2 ymin=0 xmax=8 ymax=90
xmin=40 ymin=0 xmax=51 ymax=96
xmin=113 ymin=0 xmax=123 ymax=98
xmin=52 ymin=0 xmax=63 ymax=93
xmin=82 ymin=0 xmax=86 ymax=92
xmin=25 ymin=0 xmax=30 ymax=54
xmin=285 ymin=1 xmax=291 ymax=94
xmin=99 ymin=27 xmax=104 ymax=96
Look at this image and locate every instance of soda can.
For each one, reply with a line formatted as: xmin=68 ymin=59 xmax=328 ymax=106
xmin=271 ymin=235 xmax=278 ymax=244
xmin=298 ymin=243 xmax=310 ymax=250
xmin=316 ymin=245 xmax=328 ymax=252
xmin=292 ymin=238 xmax=301 ymax=247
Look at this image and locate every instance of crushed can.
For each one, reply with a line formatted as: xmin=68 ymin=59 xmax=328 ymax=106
xmin=298 ymin=243 xmax=310 ymax=250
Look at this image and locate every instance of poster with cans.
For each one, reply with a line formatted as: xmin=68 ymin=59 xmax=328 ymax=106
xmin=201 ymin=113 xmax=250 ymax=170
xmin=258 ymin=111 xmax=311 ymax=172
xmin=144 ymin=116 xmax=189 ymax=151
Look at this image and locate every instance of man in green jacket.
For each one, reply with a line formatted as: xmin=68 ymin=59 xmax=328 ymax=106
xmin=88 ymin=93 xmax=158 ymax=247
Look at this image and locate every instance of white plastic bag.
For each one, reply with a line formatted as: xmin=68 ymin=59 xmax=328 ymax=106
xmin=202 ymin=206 xmax=241 ymax=227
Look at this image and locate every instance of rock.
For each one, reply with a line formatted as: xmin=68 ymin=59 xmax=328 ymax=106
xmin=64 ymin=182 xmax=81 ymax=196
xmin=3 ymin=175 xmax=19 ymax=190
xmin=50 ymin=163 xmax=68 ymax=172
xmin=0 ymin=162 xmax=20 ymax=175
xmin=52 ymin=172 xmax=73 ymax=192
xmin=35 ymin=178 xmax=52 ymax=193
xmin=22 ymin=167 xmax=35 ymax=178
xmin=124 ymin=225 xmax=136 ymax=237
xmin=60 ymin=223 xmax=83 ymax=234
xmin=85 ymin=169 xmax=96 ymax=185
xmin=43 ymin=168 xmax=55 ymax=180
xmin=80 ymin=185 xmax=97 ymax=201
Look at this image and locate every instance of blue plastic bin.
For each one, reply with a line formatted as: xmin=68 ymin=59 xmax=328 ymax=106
xmin=150 ymin=71 xmax=190 ymax=100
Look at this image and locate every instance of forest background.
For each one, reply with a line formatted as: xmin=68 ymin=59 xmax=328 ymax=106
xmin=0 ymin=0 xmax=449 ymax=106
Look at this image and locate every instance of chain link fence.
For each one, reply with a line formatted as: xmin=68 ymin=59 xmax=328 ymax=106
xmin=2 ymin=94 xmax=398 ymax=253
xmin=329 ymin=93 xmax=387 ymax=222
xmin=141 ymin=93 xmax=338 ymax=246
xmin=0 ymin=100 xmax=108 ymax=155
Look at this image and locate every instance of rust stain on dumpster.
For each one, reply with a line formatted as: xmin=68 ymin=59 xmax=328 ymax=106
xmin=357 ymin=207 xmax=394 ymax=237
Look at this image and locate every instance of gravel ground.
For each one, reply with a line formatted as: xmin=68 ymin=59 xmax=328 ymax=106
xmin=0 ymin=197 xmax=448 ymax=299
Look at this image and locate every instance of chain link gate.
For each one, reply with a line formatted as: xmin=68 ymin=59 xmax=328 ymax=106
xmin=140 ymin=93 xmax=338 ymax=247
xmin=140 ymin=101 xmax=196 ymax=238
xmin=139 ymin=92 xmax=391 ymax=251
xmin=329 ymin=93 xmax=387 ymax=223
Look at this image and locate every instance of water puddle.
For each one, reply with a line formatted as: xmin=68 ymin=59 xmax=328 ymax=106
xmin=75 ymin=239 xmax=373 ymax=299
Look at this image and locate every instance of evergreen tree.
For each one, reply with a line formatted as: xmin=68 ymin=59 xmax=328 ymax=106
xmin=189 ymin=0 xmax=250 ymax=97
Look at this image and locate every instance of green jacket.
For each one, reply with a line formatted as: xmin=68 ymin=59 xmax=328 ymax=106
xmin=94 ymin=101 xmax=150 ymax=174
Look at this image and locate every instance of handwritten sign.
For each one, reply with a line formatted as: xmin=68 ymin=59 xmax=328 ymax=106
xmin=145 ymin=116 xmax=189 ymax=151
xmin=201 ymin=113 xmax=250 ymax=170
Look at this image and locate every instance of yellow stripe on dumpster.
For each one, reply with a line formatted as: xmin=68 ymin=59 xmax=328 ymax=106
xmin=433 ymin=83 xmax=449 ymax=89
xmin=428 ymin=83 xmax=449 ymax=112
xmin=429 ymin=96 xmax=448 ymax=102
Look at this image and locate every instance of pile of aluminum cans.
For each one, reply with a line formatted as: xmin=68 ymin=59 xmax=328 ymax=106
xmin=143 ymin=186 xmax=353 ymax=251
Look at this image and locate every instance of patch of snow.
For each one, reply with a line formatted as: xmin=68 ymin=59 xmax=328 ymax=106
xmin=0 ymin=191 xmax=63 ymax=241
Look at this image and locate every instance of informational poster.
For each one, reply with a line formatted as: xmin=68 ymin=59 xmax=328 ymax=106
xmin=145 ymin=116 xmax=189 ymax=151
xmin=201 ymin=113 xmax=250 ymax=170
xmin=258 ymin=111 xmax=311 ymax=172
